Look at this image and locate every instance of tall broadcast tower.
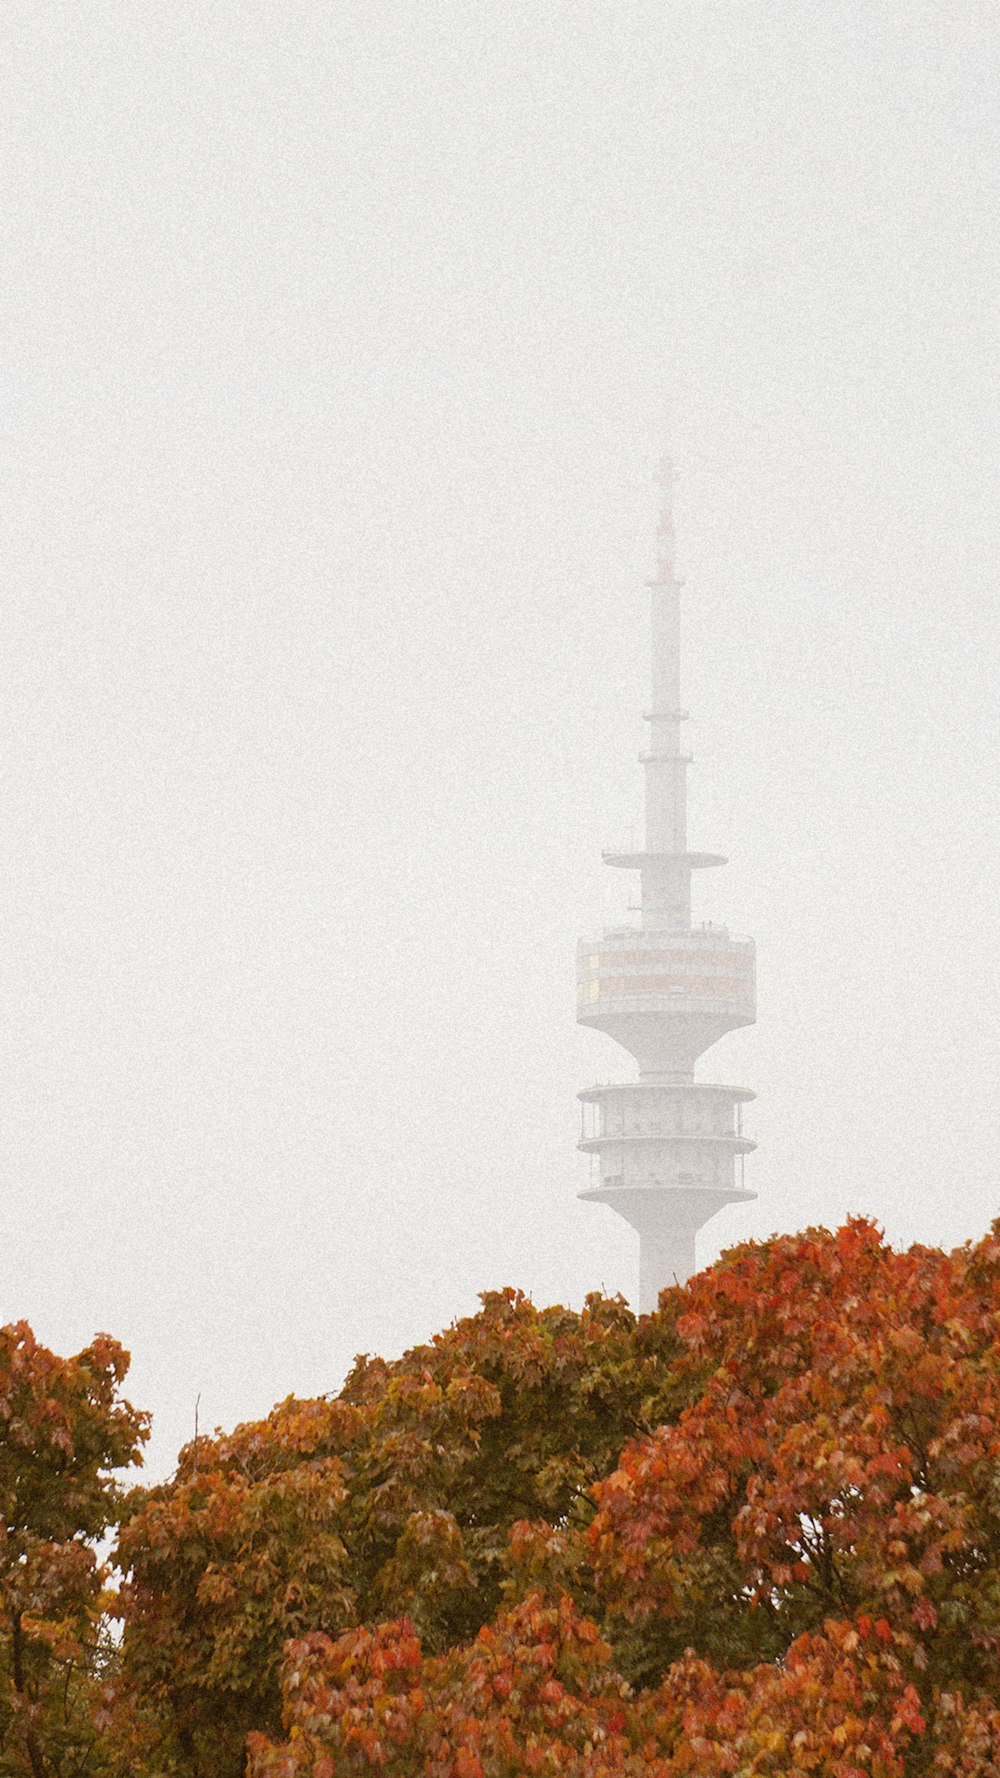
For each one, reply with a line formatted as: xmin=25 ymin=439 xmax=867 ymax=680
xmin=577 ymin=463 xmax=756 ymax=1311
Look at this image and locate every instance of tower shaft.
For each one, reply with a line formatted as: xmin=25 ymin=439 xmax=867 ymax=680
xmin=645 ymin=581 xmax=687 ymax=858
xmin=576 ymin=463 xmax=756 ymax=1311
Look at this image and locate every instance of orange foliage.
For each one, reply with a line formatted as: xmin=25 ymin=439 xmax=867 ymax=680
xmin=81 ymin=1219 xmax=1000 ymax=1775
xmin=114 ymin=1288 xmax=656 ymax=1774
xmin=590 ymin=1219 xmax=1000 ymax=1694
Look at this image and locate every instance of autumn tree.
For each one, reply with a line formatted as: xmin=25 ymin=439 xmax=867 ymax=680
xmin=0 ymin=1320 xmax=147 ymax=1778
xmin=109 ymin=1218 xmax=1000 ymax=1775
xmin=586 ymin=1218 xmax=1000 ymax=1765
xmin=113 ymin=1288 xmax=677 ymax=1776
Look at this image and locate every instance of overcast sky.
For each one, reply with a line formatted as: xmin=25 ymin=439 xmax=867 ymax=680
xmin=3 ymin=0 xmax=999 ymax=1478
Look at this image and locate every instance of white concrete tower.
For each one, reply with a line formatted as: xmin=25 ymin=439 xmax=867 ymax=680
xmin=577 ymin=461 xmax=756 ymax=1311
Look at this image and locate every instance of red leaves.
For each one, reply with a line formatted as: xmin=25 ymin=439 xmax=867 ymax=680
xmin=590 ymin=1219 xmax=1000 ymax=1687
xmin=662 ymin=1622 xmax=923 ymax=1777
xmin=248 ymin=1598 xmax=935 ymax=1778
xmin=450 ymin=1749 xmax=484 ymax=1778
xmin=247 ymin=1595 xmax=629 ymax=1777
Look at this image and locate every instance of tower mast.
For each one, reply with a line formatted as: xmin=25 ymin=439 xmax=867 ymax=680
xmin=577 ymin=462 xmax=756 ymax=1309
xmin=645 ymin=456 xmax=686 ymax=862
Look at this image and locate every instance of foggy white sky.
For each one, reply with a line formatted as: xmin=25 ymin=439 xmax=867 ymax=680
xmin=3 ymin=1 xmax=999 ymax=1477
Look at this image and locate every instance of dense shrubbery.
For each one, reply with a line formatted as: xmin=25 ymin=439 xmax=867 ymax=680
xmin=7 ymin=1218 xmax=1000 ymax=1773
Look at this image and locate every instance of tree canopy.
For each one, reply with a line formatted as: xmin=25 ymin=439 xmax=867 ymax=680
xmin=8 ymin=1217 xmax=1000 ymax=1775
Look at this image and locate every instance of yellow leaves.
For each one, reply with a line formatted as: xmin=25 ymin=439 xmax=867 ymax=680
xmin=19 ymin=1609 xmax=87 ymax=1665
xmin=878 ymin=1565 xmax=926 ymax=1599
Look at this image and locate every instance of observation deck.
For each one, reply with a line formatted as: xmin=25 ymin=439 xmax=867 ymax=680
xmin=577 ymin=1078 xmax=756 ymax=1201
xmin=577 ymin=923 xmax=755 ymax=1075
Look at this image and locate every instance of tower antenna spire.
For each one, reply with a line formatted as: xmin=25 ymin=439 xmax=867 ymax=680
xmin=654 ymin=453 xmax=680 ymax=585
xmin=575 ymin=460 xmax=757 ymax=1310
